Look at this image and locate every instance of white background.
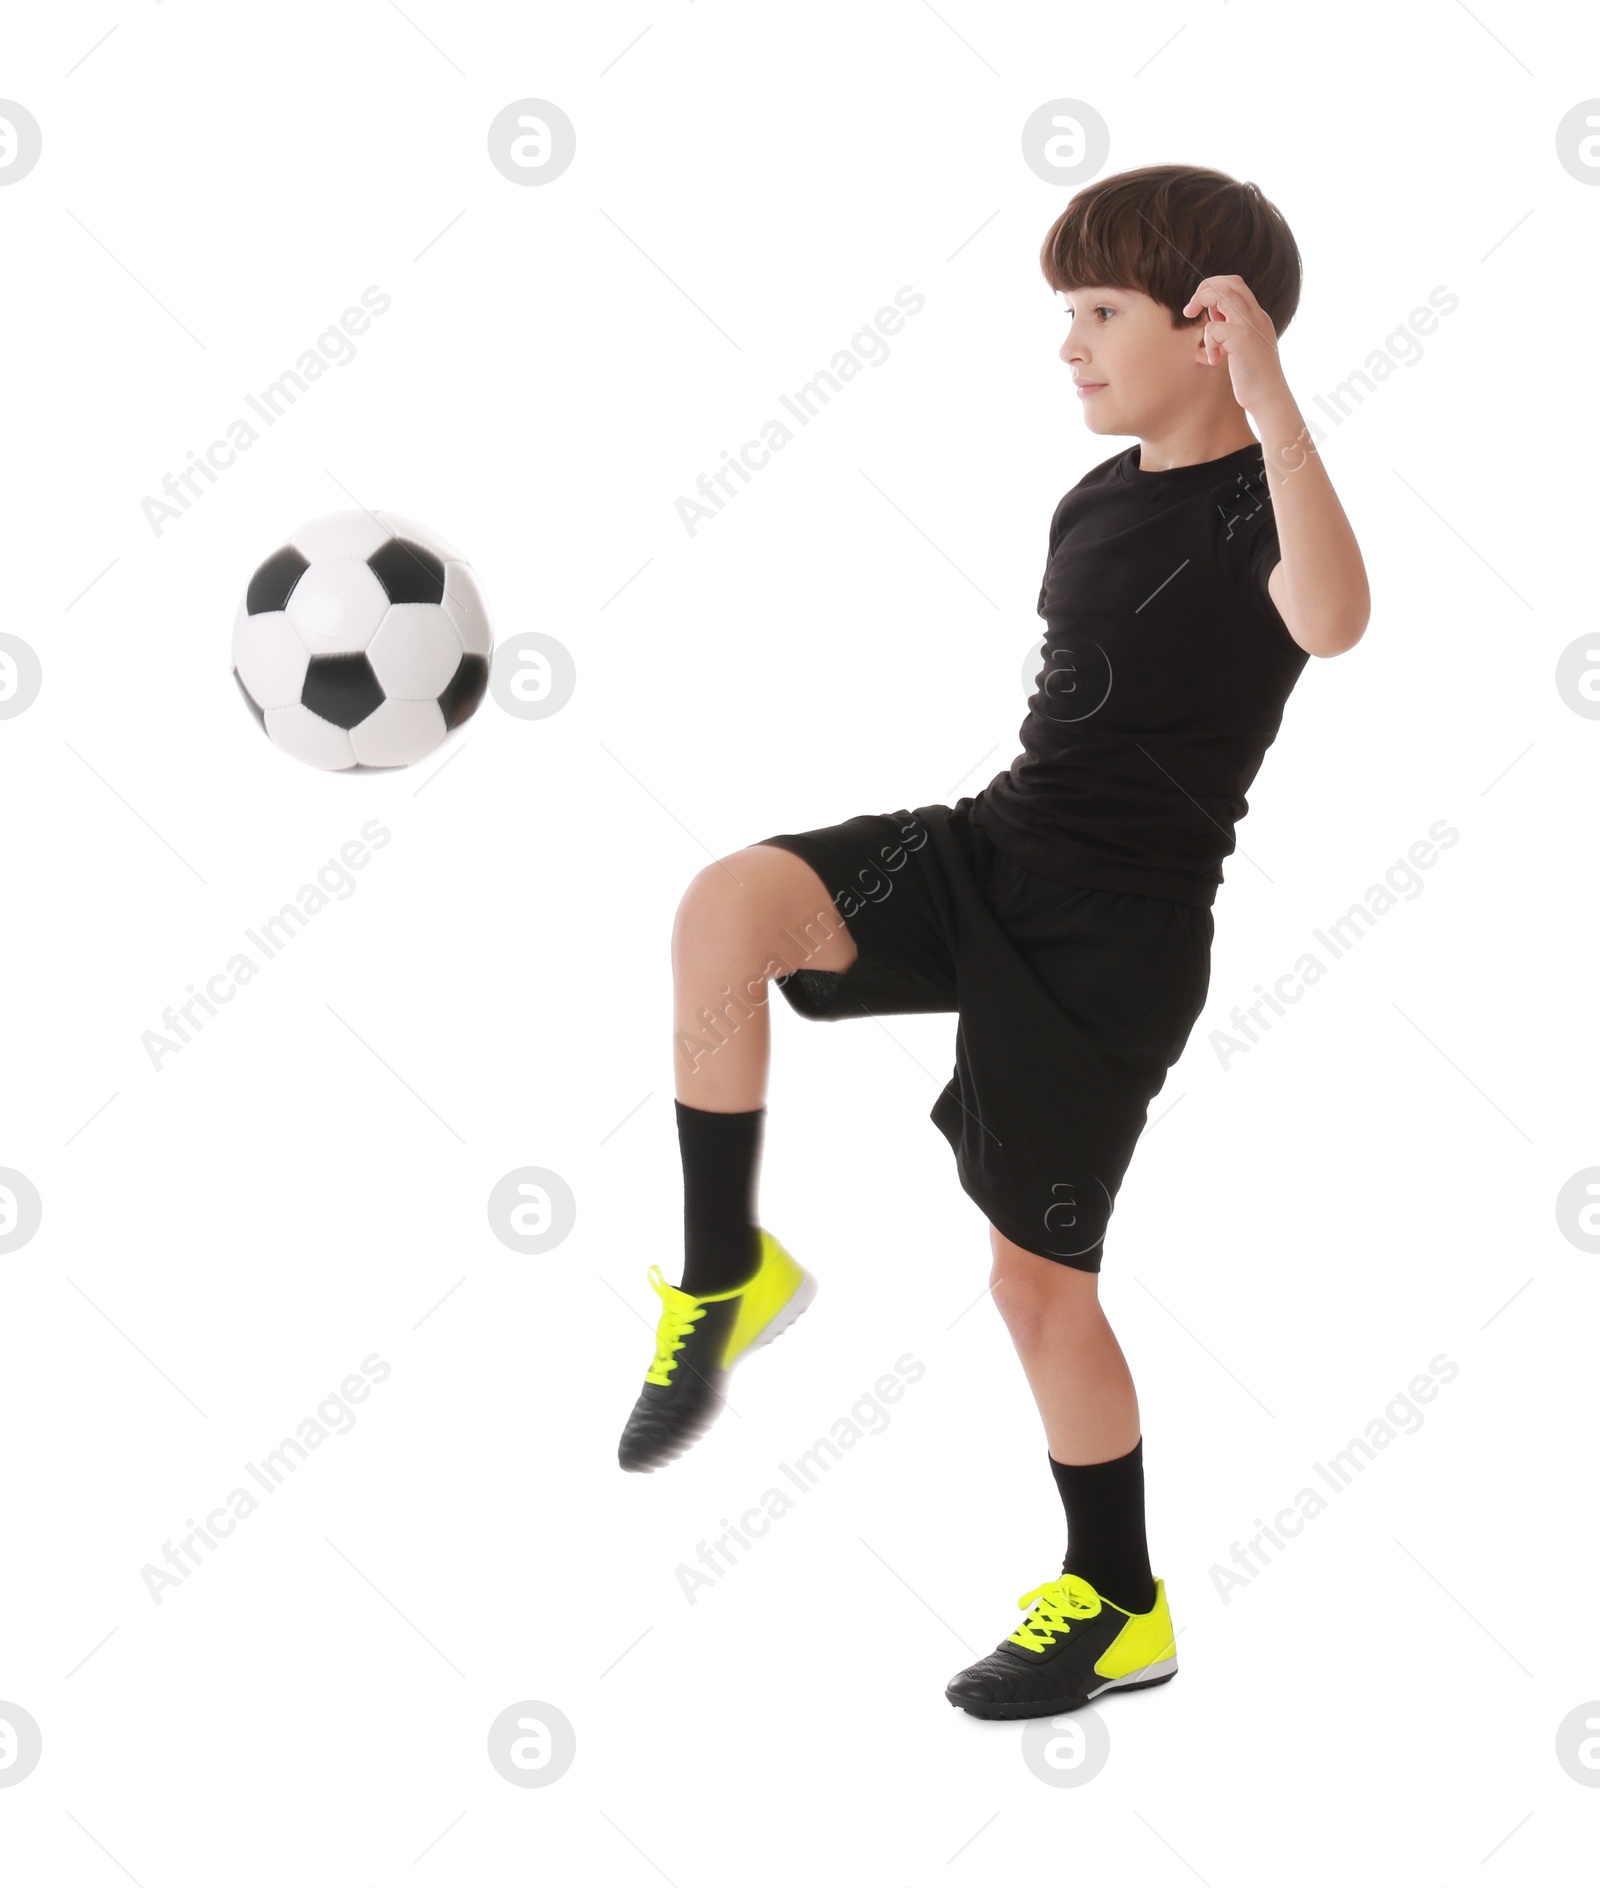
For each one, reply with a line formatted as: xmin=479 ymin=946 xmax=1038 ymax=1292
xmin=2 ymin=2 xmax=1596 ymax=1881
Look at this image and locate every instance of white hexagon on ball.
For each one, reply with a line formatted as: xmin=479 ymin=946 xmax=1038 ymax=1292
xmin=285 ymin=560 xmax=391 ymax=656
xmin=288 ymin=510 xmax=393 ymax=564
xmin=368 ymin=604 xmax=463 ymax=700
xmin=350 ymin=699 xmax=448 ymax=768
xmin=264 ymin=704 xmax=357 ymax=771
xmin=232 ymin=602 xmax=308 ymax=710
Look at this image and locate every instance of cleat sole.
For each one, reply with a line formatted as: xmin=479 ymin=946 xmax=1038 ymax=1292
xmin=946 ymin=1663 xmax=1177 ymax=1720
xmin=742 ymin=1267 xmax=818 ymax=1358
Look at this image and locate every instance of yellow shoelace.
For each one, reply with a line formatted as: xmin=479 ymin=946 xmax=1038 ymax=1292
xmin=644 ymin=1265 xmax=706 ymax=1386
xmin=1008 ymin=1573 xmax=1102 ymax=1652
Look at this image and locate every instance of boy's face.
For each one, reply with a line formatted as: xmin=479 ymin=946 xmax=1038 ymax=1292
xmin=1057 ymin=284 xmax=1214 ymax=438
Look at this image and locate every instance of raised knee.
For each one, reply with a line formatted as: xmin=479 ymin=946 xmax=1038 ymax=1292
xmin=675 ymin=856 xmax=751 ymax=938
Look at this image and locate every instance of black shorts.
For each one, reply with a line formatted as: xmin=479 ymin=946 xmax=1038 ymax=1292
xmin=755 ymin=799 xmax=1213 ymax=1271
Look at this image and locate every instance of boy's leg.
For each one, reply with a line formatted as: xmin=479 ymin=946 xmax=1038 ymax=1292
xmin=666 ymin=844 xmax=858 ymax=1296
xmin=617 ymin=846 xmax=856 ymax=1473
xmin=943 ymin=1228 xmax=1170 ymax=1717
xmin=986 ymin=1228 xmax=1155 ymax=1612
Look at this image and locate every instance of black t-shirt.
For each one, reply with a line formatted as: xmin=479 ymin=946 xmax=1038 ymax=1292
xmin=972 ymin=439 xmax=1309 ymax=907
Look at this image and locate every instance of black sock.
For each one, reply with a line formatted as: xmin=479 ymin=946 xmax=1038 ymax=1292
xmin=1051 ymin=1438 xmax=1157 ymax=1614
xmin=675 ymin=1100 xmax=764 ymax=1295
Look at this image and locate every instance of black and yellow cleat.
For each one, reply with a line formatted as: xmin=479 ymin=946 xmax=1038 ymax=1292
xmin=945 ymin=1572 xmax=1178 ymax=1720
xmin=617 ymin=1229 xmax=817 ymax=1473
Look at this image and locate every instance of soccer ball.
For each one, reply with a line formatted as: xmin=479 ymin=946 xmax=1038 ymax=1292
xmin=232 ymin=509 xmax=493 ymax=770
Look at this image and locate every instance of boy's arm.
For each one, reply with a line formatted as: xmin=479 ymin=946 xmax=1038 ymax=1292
xmin=1254 ymin=391 xmax=1371 ymax=659
xmin=1182 ymin=273 xmax=1371 ymax=660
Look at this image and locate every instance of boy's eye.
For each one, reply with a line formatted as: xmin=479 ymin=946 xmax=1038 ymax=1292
xmin=1063 ymin=306 xmax=1113 ymax=321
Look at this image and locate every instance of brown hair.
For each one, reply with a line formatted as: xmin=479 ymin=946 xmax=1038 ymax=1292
xmin=1040 ymin=163 xmax=1301 ymax=338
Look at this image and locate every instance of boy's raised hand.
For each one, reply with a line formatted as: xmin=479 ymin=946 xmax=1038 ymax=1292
xmin=1181 ymin=275 xmax=1289 ymax=416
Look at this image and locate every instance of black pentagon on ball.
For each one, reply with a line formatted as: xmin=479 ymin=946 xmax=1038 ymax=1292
xmin=439 ymin=653 xmax=489 ymax=730
xmin=247 ymin=545 xmax=311 ymax=615
xmin=302 ymin=652 xmax=385 ymax=729
xmin=233 ymin=668 xmax=267 ymax=729
xmin=367 ymin=536 xmax=446 ymax=606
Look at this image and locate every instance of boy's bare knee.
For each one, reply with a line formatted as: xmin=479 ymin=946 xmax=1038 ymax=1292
xmin=673 ymin=857 xmax=767 ymax=961
xmin=673 ymin=847 xmax=855 ymax=980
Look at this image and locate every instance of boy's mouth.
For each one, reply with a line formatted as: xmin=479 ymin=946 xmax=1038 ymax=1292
xmin=1074 ymin=381 xmax=1106 ymax=398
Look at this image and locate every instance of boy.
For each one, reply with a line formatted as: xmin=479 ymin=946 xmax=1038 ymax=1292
xmin=619 ymin=164 xmax=1369 ymax=1719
